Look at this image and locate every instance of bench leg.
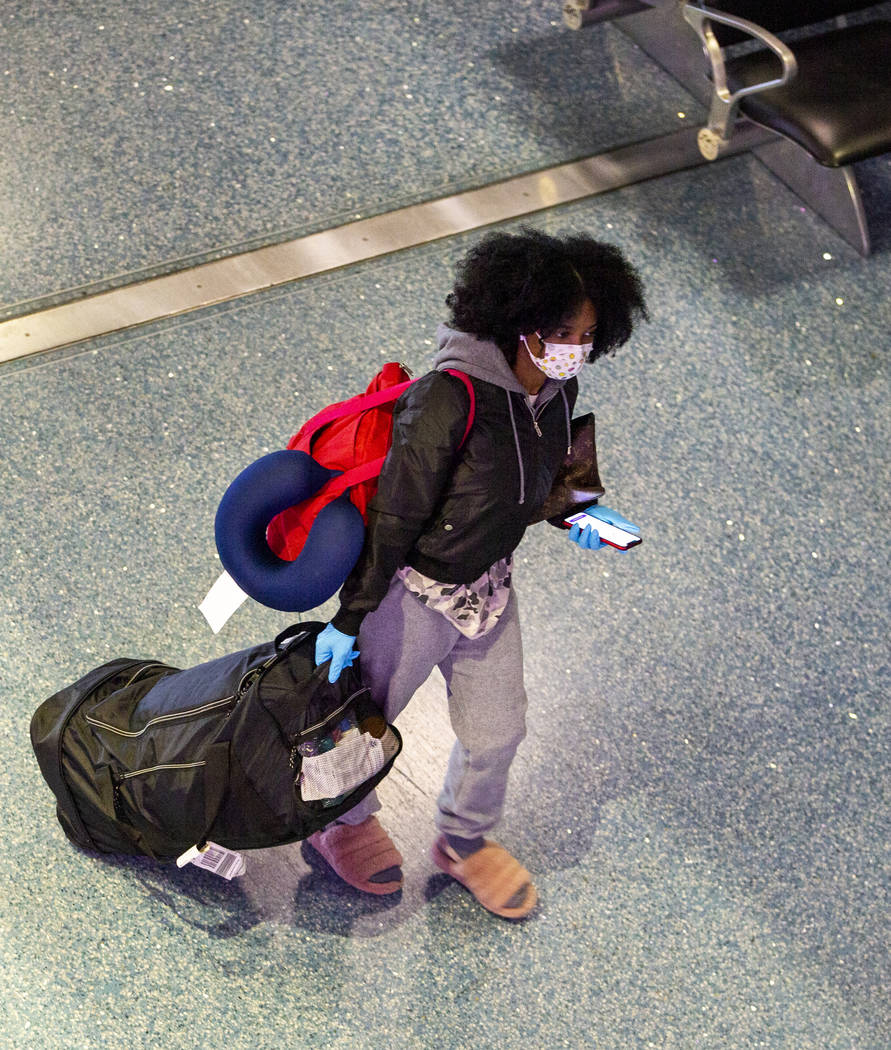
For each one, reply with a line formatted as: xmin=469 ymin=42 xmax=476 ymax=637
xmin=752 ymin=138 xmax=871 ymax=256
xmin=613 ymin=3 xmax=714 ymax=108
xmin=563 ymin=1 xmax=649 ymax=32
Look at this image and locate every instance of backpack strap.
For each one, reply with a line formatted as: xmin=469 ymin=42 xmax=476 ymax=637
xmin=319 ymin=456 xmax=389 ymax=502
xmin=442 ymin=369 xmax=476 ymax=448
xmin=300 ymin=379 xmax=415 ymax=442
xmin=311 ymin=369 xmax=476 ymax=502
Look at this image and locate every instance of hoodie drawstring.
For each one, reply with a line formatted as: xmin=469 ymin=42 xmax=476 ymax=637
xmin=507 ymin=386 xmax=573 ymax=505
xmin=561 ymin=386 xmax=572 ymax=454
xmin=506 ymin=391 xmax=526 ymax=506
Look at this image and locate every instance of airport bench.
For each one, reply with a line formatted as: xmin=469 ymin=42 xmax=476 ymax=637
xmin=563 ymin=0 xmax=891 ymax=254
xmin=682 ymin=0 xmax=891 ymax=254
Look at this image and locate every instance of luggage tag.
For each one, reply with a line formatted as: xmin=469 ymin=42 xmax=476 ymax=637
xmin=176 ymin=841 xmax=246 ymax=880
xmin=199 ymin=570 xmax=249 ymax=633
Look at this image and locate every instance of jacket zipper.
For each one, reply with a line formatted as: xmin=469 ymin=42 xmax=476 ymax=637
xmin=525 ymin=397 xmax=543 ymax=437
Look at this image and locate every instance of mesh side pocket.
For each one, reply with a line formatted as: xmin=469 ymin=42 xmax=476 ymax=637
xmin=299 ymin=730 xmax=398 ymax=801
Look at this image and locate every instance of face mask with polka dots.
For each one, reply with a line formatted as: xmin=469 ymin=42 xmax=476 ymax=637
xmin=522 ymin=333 xmax=591 ymax=380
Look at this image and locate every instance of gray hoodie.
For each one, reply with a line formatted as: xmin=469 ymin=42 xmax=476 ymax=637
xmin=433 ymin=324 xmax=573 ymax=506
xmin=332 ymin=327 xmax=578 ymax=634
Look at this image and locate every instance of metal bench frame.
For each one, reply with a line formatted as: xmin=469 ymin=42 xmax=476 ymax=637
xmin=564 ymin=0 xmax=883 ymax=254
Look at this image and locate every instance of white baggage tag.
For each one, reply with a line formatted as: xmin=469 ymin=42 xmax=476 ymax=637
xmin=199 ymin=571 xmax=249 ymax=633
xmin=176 ymin=841 xmax=246 ymax=880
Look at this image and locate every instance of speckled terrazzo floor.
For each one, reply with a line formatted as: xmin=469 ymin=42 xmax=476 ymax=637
xmin=2 ymin=145 xmax=889 ymax=1048
xmin=0 ymin=0 xmax=704 ymax=317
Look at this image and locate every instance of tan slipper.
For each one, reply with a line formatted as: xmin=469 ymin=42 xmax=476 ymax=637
xmin=431 ymin=835 xmax=538 ymax=919
xmin=308 ymin=815 xmax=403 ymax=895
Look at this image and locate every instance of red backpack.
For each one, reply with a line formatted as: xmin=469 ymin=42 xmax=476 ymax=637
xmin=266 ymin=363 xmax=475 ymax=561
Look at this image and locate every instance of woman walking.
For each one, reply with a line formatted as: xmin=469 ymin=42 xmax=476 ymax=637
xmin=311 ymin=227 xmax=647 ymax=918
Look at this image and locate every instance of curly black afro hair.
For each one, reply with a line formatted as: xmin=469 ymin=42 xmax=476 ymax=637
xmin=446 ymin=227 xmax=648 ymax=365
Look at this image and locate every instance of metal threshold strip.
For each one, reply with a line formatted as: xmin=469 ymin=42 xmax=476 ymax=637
xmin=0 ymin=124 xmax=770 ymax=364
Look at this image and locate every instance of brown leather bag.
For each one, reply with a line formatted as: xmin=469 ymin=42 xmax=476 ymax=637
xmin=530 ymin=413 xmax=605 ymax=525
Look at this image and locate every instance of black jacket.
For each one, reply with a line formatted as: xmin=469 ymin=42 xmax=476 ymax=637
xmin=332 ymin=327 xmax=579 ymax=635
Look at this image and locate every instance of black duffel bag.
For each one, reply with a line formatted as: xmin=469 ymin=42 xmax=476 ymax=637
xmin=30 ymin=621 xmax=401 ymax=864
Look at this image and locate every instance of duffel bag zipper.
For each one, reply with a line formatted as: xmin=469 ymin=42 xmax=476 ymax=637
xmin=57 ymin=660 xmax=146 ymax=765
xmin=124 ymin=662 xmax=176 ymax=688
xmin=57 ymin=659 xmax=150 ymax=838
xmin=300 ymin=688 xmax=370 ymax=738
xmin=119 ymin=761 xmax=206 ymax=779
xmin=86 ymin=694 xmax=237 ymax=738
xmin=87 ymin=659 xmax=269 ymax=738
xmin=112 ymin=761 xmax=206 ymax=819
xmin=235 ymin=657 xmax=277 ymax=697
xmin=288 ymin=687 xmax=371 ymax=769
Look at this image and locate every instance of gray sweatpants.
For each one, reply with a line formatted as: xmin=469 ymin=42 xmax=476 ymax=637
xmin=338 ymin=574 xmax=528 ymax=839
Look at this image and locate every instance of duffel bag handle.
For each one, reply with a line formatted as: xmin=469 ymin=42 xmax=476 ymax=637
xmin=274 ymin=621 xmax=328 ymax=652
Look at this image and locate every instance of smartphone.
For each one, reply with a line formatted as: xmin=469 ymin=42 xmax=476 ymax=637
xmin=565 ymin=510 xmax=642 ymax=550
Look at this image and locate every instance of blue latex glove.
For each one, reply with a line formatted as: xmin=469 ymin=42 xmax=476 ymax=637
xmin=568 ymin=505 xmax=641 ymax=552
xmin=583 ymin=504 xmax=641 ymax=535
xmin=314 ymin=624 xmax=360 ymax=684
xmin=568 ymin=521 xmax=605 ymax=550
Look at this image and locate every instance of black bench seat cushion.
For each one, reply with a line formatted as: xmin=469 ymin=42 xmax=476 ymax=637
xmin=725 ymin=21 xmax=891 ymax=167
